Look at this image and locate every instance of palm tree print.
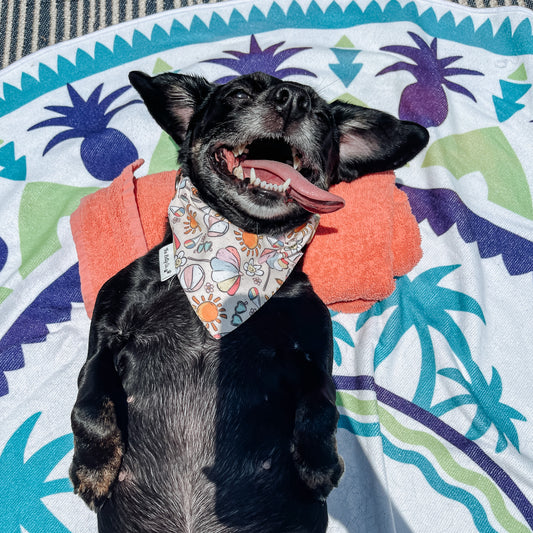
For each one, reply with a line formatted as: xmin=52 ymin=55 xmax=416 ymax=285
xmin=330 ymin=311 xmax=355 ymax=366
xmin=29 ymin=83 xmax=141 ymax=181
xmin=376 ymin=32 xmax=483 ymax=127
xmin=432 ymin=366 xmax=526 ymax=453
xmin=356 ymin=264 xmax=525 ymax=452
xmin=0 ymin=413 xmax=73 ymax=532
xmin=356 ymin=265 xmax=485 ymax=408
xmin=204 ymin=34 xmax=317 ymax=83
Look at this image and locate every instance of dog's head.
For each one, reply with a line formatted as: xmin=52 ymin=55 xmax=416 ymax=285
xmin=129 ymin=71 xmax=428 ymax=234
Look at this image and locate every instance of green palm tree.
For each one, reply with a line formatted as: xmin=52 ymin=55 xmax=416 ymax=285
xmin=432 ymin=366 xmax=526 ymax=452
xmin=0 ymin=413 xmax=73 ymax=532
xmin=356 ymin=264 xmax=485 ymax=408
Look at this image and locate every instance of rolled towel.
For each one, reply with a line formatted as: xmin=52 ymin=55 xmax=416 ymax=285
xmin=71 ymin=160 xmax=421 ymax=318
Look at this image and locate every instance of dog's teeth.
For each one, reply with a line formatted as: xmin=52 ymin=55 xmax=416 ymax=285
xmin=292 ymin=148 xmax=302 ymax=171
xmin=233 ymin=143 xmax=247 ymax=157
xmin=248 ymin=169 xmax=286 ymax=193
xmin=249 ymin=168 xmax=259 ymax=185
xmin=232 ymin=165 xmax=244 ymax=180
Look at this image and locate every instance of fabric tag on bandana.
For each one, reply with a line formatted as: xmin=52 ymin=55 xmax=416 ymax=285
xmin=167 ymin=176 xmax=319 ymax=338
xmin=159 ymin=243 xmax=176 ymax=281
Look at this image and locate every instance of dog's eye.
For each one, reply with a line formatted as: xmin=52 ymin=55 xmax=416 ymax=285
xmin=230 ymin=89 xmax=251 ymax=101
xmin=315 ymin=110 xmax=332 ymax=124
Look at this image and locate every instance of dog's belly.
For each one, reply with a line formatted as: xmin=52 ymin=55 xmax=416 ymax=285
xmin=97 ymin=267 xmax=331 ymax=532
xmin=104 ymin=303 xmax=327 ymax=531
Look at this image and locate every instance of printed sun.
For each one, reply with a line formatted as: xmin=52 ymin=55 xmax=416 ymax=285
xmin=192 ymin=294 xmax=227 ymax=332
xmin=234 ymin=230 xmax=263 ymax=257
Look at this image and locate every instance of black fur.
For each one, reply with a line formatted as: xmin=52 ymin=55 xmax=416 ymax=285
xmin=70 ymin=71 xmax=428 ymax=532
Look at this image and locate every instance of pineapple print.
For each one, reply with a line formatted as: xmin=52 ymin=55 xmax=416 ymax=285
xmin=377 ymin=32 xmax=483 ymax=127
xmin=29 ymin=83 xmax=141 ymax=181
xmin=204 ymin=34 xmax=317 ymax=83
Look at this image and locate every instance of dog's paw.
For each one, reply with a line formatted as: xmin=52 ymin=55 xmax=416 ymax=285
xmin=292 ymin=445 xmax=344 ymax=500
xmin=70 ymin=448 xmax=123 ymax=511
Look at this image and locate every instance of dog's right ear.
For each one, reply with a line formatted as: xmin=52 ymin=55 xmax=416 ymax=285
xmin=329 ymin=100 xmax=429 ymax=183
xmin=128 ymin=71 xmax=213 ymax=144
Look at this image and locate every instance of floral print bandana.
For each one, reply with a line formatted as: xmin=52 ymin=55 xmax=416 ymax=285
xmin=164 ymin=175 xmax=320 ymax=338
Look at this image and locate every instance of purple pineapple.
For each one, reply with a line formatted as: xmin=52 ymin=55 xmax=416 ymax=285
xmin=29 ymin=83 xmax=141 ymax=181
xmin=377 ymin=32 xmax=483 ymax=127
xmin=204 ymin=34 xmax=317 ymax=83
xmin=0 ymin=237 xmax=6 ymax=272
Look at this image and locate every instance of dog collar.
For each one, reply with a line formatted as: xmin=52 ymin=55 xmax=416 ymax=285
xmin=161 ymin=175 xmax=319 ymax=338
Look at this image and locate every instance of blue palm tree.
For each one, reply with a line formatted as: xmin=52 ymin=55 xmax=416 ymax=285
xmin=0 ymin=413 xmax=73 ymax=532
xmin=356 ymin=264 xmax=485 ymax=408
xmin=432 ymin=366 xmax=526 ymax=453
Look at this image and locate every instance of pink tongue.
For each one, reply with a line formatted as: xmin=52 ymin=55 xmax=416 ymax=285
xmin=240 ymin=159 xmax=345 ymax=214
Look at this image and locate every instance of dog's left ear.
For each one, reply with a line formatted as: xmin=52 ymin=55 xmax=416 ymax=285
xmin=129 ymin=71 xmax=213 ymax=145
xmin=329 ymin=101 xmax=429 ymax=184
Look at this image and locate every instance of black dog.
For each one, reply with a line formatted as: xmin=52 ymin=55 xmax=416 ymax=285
xmin=70 ymin=71 xmax=428 ymax=532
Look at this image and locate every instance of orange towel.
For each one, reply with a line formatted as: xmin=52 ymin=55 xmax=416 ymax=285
xmin=70 ymin=159 xmax=176 ymax=316
xmin=302 ymin=174 xmax=422 ymax=313
xmin=70 ymin=159 xmax=421 ymax=318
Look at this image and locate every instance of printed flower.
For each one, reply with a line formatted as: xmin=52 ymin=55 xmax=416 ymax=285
xmin=175 ymin=250 xmax=187 ymax=272
xmin=205 ymin=283 xmax=215 ymax=294
xmin=192 ymin=294 xmax=227 ymax=333
xmin=243 ymin=258 xmax=264 ymax=277
xmin=211 ymin=246 xmax=242 ymax=295
xmin=259 ymin=248 xmax=290 ymax=271
xmin=234 ymin=230 xmax=262 ymax=257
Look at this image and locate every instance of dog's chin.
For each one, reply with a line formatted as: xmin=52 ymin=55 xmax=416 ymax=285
xmin=195 ymin=168 xmax=310 ymax=235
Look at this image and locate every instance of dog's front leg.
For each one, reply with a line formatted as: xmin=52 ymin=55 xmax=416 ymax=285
xmin=70 ymin=321 xmax=127 ymax=511
xmin=292 ymin=369 xmax=344 ymax=500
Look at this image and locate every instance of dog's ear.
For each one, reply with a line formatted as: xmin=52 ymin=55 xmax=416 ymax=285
xmin=129 ymin=71 xmax=213 ymax=144
xmin=329 ymin=101 xmax=429 ymax=183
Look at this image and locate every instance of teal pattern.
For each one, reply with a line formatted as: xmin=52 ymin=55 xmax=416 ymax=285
xmin=0 ymin=414 xmax=73 ymax=533
xmin=1 ymin=0 xmax=532 ymax=531
xmin=3 ymin=1 xmax=533 ymax=117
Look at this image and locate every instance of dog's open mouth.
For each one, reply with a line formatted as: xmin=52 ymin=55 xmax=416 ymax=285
xmin=213 ymin=139 xmax=344 ymax=214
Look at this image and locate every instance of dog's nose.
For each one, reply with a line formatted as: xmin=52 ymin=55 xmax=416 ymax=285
xmin=271 ymin=84 xmax=311 ymax=122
